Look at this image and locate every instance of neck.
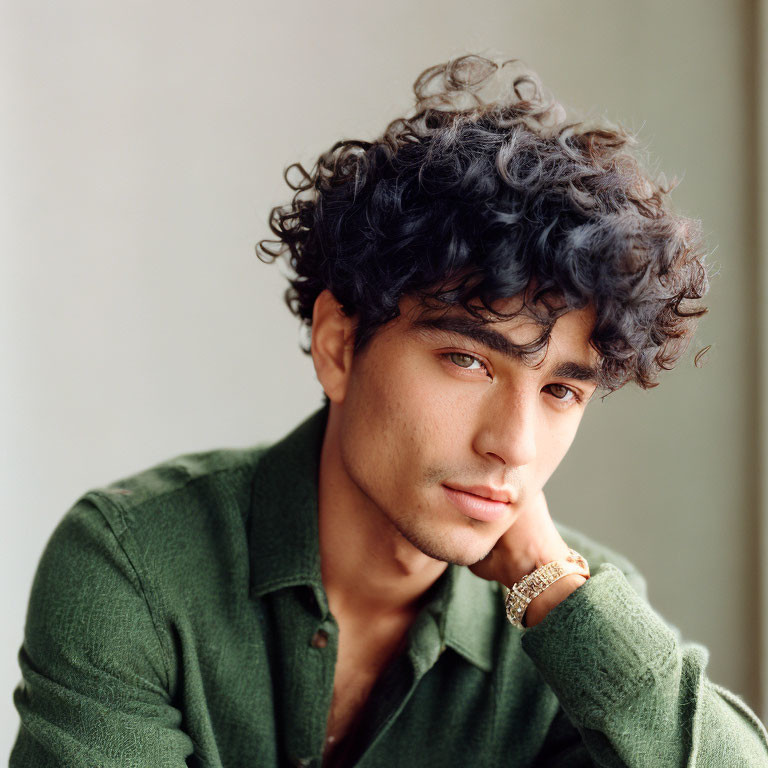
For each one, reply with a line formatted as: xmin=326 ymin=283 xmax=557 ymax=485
xmin=317 ymin=405 xmax=448 ymax=622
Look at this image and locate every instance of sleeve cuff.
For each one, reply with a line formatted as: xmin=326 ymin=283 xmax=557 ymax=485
xmin=520 ymin=562 xmax=679 ymax=717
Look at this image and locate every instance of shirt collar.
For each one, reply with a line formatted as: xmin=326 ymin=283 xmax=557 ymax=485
xmin=248 ymin=404 xmax=497 ymax=672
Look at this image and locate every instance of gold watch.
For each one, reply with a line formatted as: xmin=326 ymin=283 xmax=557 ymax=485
xmin=503 ymin=548 xmax=590 ymax=628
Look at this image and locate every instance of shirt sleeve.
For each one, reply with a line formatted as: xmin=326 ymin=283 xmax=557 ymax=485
xmin=520 ymin=562 xmax=768 ymax=767
xmin=9 ymin=497 xmax=195 ymax=768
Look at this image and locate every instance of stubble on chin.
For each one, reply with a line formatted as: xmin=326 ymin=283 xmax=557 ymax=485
xmin=385 ymin=510 xmax=496 ymax=567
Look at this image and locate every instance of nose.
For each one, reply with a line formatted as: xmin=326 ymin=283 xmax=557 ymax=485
xmin=472 ymin=388 xmax=538 ymax=468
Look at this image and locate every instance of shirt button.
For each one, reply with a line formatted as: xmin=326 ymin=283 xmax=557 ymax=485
xmin=310 ymin=629 xmax=329 ymax=648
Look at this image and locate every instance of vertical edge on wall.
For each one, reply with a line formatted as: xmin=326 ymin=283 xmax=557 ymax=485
xmin=757 ymin=0 xmax=768 ymax=723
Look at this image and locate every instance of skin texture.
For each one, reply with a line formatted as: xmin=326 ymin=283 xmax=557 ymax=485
xmin=312 ymin=288 xmax=599 ymax=627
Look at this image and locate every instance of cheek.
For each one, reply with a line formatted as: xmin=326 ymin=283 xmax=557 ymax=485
xmin=369 ymin=373 xmax=442 ymax=464
xmin=379 ymin=363 xmax=472 ymax=458
xmin=343 ymin=352 xmax=465 ymax=483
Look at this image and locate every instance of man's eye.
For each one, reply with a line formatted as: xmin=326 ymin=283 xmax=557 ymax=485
xmin=547 ymin=384 xmax=580 ymax=404
xmin=446 ymin=352 xmax=486 ymax=372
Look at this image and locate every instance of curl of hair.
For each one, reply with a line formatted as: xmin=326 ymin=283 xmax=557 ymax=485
xmin=257 ymin=54 xmax=710 ymax=393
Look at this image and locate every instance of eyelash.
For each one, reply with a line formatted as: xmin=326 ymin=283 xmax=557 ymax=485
xmin=441 ymin=351 xmax=584 ymax=406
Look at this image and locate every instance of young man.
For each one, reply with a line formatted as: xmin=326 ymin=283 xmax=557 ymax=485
xmin=10 ymin=55 xmax=768 ymax=767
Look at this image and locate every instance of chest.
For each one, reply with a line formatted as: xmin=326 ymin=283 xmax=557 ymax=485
xmin=323 ymin=663 xmax=380 ymax=758
xmin=322 ymin=617 xmax=413 ymax=760
xmin=184 ymin=589 xmax=556 ymax=767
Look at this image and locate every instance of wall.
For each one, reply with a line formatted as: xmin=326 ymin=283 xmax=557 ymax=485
xmin=2 ymin=0 xmax=761 ymax=757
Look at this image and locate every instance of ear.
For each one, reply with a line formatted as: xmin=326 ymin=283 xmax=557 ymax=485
xmin=310 ymin=289 xmax=356 ymax=403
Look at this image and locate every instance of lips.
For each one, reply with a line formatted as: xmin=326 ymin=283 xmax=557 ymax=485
xmin=442 ymin=484 xmax=512 ymax=523
xmin=443 ymin=484 xmax=514 ymax=504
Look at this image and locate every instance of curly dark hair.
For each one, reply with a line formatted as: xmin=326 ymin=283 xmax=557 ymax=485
xmin=257 ymin=54 xmax=710 ymax=395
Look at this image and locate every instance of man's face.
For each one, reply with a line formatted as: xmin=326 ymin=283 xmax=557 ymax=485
xmin=334 ymin=292 xmax=601 ymax=567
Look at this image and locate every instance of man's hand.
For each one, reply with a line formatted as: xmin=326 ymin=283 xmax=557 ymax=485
xmin=468 ymin=489 xmax=587 ymax=627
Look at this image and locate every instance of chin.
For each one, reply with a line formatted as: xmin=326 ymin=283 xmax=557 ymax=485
xmin=393 ymin=518 xmax=495 ymax=567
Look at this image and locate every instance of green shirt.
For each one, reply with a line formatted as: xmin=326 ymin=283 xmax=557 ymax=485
xmin=10 ymin=405 xmax=768 ymax=767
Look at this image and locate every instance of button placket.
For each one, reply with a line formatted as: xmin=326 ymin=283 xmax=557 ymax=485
xmin=274 ymin=590 xmax=337 ymax=764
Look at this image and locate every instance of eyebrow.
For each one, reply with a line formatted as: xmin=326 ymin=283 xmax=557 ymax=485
xmin=410 ymin=314 xmax=602 ymax=385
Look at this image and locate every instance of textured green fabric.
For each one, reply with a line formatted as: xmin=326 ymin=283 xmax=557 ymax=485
xmin=10 ymin=405 xmax=768 ymax=767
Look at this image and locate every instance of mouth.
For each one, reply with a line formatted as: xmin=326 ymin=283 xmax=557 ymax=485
xmin=442 ymin=484 xmax=511 ymax=523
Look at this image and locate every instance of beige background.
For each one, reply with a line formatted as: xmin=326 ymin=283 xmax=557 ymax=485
xmin=3 ymin=0 xmax=765 ymax=758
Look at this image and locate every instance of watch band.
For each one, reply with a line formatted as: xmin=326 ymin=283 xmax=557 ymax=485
xmin=503 ymin=548 xmax=590 ymax=628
